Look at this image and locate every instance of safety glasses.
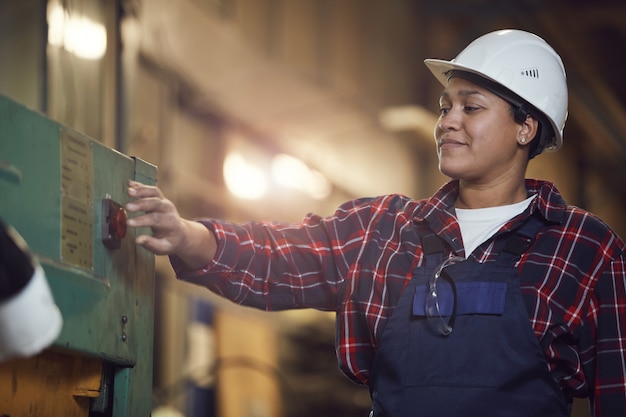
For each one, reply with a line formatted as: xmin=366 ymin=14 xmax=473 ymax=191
xmin=425 ymin=256 xmax=465 ymax=336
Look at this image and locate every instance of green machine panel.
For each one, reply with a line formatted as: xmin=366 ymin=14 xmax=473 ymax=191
xmin=0 ymin=94 xmax=157 ymax=416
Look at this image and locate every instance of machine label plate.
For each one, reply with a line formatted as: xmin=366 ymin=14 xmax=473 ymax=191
xmin=61 ymin=131 xmax=94 ymax=270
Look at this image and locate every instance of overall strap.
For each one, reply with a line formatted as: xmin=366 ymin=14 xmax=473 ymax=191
xmin=420 ymin=233 xmax=450 ymax=267
xmin=499 ymin=214 xmax=548 ymax=264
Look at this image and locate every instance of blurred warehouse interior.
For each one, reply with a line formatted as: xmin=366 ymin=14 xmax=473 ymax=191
xmin=1 ymin=0 xmax=626 ymax=416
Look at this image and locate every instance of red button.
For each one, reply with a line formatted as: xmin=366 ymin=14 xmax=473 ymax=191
xmin=112 ymin=207 xmax=127 ymax=239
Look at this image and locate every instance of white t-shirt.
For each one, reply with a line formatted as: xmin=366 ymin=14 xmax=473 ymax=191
xmin=455 ymin=195 xmax=536 ymax=258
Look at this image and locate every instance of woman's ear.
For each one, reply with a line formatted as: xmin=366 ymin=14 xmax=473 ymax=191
xmin=518 ymin=114 xmax=539 ymax=146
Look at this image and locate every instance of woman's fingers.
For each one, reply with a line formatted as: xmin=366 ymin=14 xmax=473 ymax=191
xmin=126 ymin=181 xmax=185 ymax=255
xmin=135 ymin=234 xmax=177 ymax=255
xmin=128 ymin=180 xmax=163 ymax=198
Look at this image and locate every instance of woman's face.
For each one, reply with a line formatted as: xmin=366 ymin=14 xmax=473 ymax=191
xmin=434 ymin=77 xmax=525 ymax=184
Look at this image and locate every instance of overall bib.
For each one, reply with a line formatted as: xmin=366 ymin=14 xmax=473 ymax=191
xmin=369 ymin=217 xmax=569 ymax=417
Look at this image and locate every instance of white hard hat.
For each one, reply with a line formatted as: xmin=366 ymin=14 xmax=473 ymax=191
xmin=424 ymin=29 xmax=568 ymax=153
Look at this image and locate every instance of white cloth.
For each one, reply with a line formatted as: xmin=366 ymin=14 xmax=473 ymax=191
xmin=0 ymin=265 xmax=63 ymax=362
xmin=456 ymin=195 xmax=536 ymax=258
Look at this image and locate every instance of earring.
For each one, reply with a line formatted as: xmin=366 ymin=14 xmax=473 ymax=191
xmin=520 ymin=137 xmax=526 ymax=144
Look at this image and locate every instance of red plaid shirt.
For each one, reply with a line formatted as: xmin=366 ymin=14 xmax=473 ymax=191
xmin=173 ymin=179 xmax=626 ymax=415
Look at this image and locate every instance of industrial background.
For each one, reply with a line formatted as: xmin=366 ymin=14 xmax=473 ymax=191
xmin=1 ymin=0 xmax=625 ymax=416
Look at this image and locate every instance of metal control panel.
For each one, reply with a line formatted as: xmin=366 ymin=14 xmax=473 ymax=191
xmin=0 ymin=94 xmax=157 ymax=416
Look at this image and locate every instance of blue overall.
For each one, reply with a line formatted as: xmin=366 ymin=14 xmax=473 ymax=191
xmin=369 ymin=216 xmax=570 ymax=416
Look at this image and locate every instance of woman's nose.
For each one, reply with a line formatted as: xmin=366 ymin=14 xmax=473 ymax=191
xmin=438 ymin=109 xmax=460 ymax=131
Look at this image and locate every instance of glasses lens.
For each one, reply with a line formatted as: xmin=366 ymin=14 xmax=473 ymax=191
xmin=425 ymin=256 xmax=464 ymax=336
xmin=425 ymin=289 xmax=452 ymax=335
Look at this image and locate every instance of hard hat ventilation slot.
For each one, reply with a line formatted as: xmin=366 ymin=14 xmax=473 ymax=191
xmin=521 ymin=68 xmax=540 ymax=78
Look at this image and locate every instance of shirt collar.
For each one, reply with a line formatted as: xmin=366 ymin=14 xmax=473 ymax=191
xmin=413 ymin=179 xmax=567 ymax=226
xmin=522 ymin=178 xmax=567 ymax=224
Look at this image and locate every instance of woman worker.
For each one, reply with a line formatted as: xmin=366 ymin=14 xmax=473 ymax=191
xmin=126 ymin=29 xmax=626 ymax=416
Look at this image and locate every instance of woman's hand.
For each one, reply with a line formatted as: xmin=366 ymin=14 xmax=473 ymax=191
xmin=125 ymin=180 xmax=217 ymax=268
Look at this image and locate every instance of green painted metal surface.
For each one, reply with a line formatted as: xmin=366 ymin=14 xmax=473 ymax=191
xmin=0 ymin=94 xmax=157 ymax=416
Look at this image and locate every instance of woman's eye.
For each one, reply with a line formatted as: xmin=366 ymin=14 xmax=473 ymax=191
xmin=439 ymin=107 xmax=450 ymax=115
xmin=464 ymin=105 xmax=479 ymax=112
